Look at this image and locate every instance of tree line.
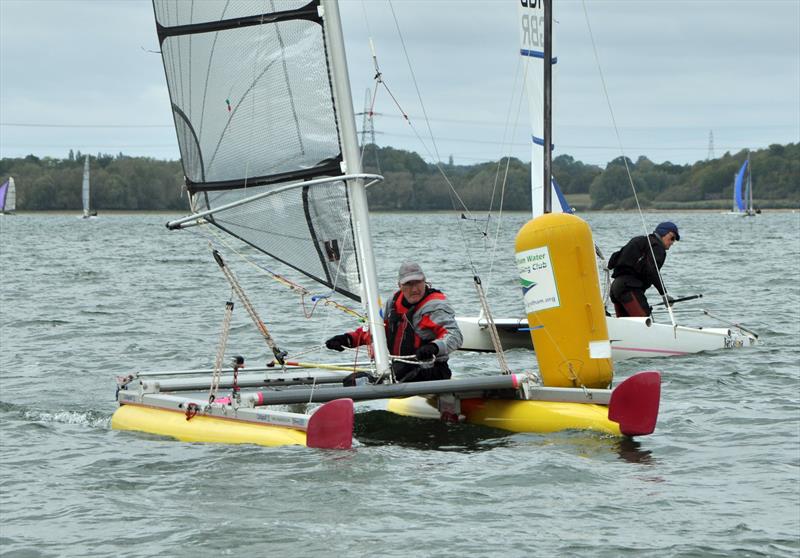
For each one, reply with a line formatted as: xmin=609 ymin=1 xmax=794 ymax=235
xmin=1 ymin=143 xmax=797 ymax=212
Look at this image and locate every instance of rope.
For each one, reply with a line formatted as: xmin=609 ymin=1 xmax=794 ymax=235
xmin=595 ymin=244 xmax=611 ymax=307
xmin=209 ymin=300 xmax=234 ymax=403
xmin=581 ymin=0 xmax=675 ymax=326
xmin=212 ymin=249 xmax=288 ymax=365
xmin=200 ymin=226 xmax=364 ymax=321
xmin=473 ymin=276 xmax=512 ymax=374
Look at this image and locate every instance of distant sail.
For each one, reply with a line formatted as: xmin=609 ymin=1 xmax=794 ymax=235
xmin=154 ymin=0 xmax=361 ymax=300
xmin=82 ymin=156 xmax=91 ymax=218
xmin=0 ymin=177 xmax=15 ymax=213
xmin=734 ymin=159 xmax=748 ymax=212
xmin=519 ymin=1 xmax=572 ymax=217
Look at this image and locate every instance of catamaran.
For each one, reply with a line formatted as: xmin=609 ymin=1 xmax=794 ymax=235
xmin=113 ymin=0 xmax=662 ymax=449
xmin=81 ymin=156 xmax=97 ymax=219
xmin=455 ymin=1 xmax=758 ymax=358
xmin=0 ymin=177 xmax=15 ymax=215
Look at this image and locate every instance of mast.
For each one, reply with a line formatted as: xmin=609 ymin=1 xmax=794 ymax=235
xmin=747 ymin=152 xmax=753 ymax=214
xmin=543 ymin=0 xmax=553 ymax=214
xmin=321 ymin=0 xmax=391 ymax=376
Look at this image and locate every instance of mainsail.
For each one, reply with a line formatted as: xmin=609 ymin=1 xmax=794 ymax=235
xmin=734 ymin=159 xmax=748 ymax=212
xmin=155 ymin=0 xmax=391 ymax=374
xmin=82 ymin=156 xmax=91 ymax=218
xmin=0 ymin=177 xmax=15 ymax=213
xmin=155 ymin=0 xmax=363 ymax=300
xmin=518 ymin=0 xmax=571 ymax=216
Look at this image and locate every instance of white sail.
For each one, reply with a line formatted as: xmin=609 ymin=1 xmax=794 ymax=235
xmin=155 ymin=0 xmax=390 ymax=373
xmin=0 ymin=177 xmax=15 ymax=213
xmin=82 ymin=156 xmax=90 ymax=218
xmin=518 ymin=1 xmax=571 ymax=216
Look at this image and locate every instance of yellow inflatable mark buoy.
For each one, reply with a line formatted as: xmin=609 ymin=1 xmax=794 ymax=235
xmin=515 ymin=213 xmax=613 ymax=388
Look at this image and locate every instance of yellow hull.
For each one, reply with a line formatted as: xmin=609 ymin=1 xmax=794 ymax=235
xmin=387 ymin=396 xmax=622 ymax=436
xmin=112 ymin=405 xmax=308 ymax=447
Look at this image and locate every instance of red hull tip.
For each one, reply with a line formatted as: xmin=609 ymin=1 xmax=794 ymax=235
xmin=306 ymin=398 xmax=354 ymax=449
xmin=608 ymin=371 xmax=661 ymax=437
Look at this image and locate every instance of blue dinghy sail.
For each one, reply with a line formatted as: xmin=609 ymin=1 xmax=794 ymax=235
xmin=731 ymin=153 xmax=756 ymax=216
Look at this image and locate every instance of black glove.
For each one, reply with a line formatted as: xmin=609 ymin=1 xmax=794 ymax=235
xmin=415 ymin=343 xmax=439 ymax=361
xmin=664 ymin=295 xmax=675 ymax=307
xmin=325 ymin=334 xmax=351 ymax=352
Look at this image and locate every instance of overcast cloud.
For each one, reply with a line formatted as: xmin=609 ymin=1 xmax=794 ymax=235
xmin=1 ymin=0 xmax=798 ymax=166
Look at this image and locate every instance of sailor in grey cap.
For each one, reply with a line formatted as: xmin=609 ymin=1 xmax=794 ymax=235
xmin=607 ymin=222 xmax=680 ymax=317
xmin=325 ymin=260 xmax=463 ymax=383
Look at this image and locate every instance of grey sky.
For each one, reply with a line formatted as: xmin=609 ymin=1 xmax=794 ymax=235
xmin=1 ymin=0 xmax=798 ymax=166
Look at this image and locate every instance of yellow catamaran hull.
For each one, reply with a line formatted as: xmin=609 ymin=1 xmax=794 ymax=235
xmin=111 ymin=396 xmax=355 ymax=449
xmin=387 ymin=396 xmax=622 ymax=436
xmin=112 ymin=405 xmax=309 ymax=447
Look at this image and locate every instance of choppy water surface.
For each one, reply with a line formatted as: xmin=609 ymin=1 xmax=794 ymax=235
xmin=1 ymin=211 xmax=798 ymax=557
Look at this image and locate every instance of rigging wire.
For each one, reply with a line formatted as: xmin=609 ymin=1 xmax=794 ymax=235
xmin=176 ymin=218 xmax=367 ymax=371
xmin=383 ymin=0 xmax=481 ymax=272
xmin=209 ymin=301 xmax=235 ymax=403
xmin=196 ymin=223 xmax=364 ymax=320
xmin=380 ymin=0 xmax=513 ymax=370
xmin=581 ymin=0 xmax=676 ymax=327
xmin=484 ymin=54 xmax=531 ymax=301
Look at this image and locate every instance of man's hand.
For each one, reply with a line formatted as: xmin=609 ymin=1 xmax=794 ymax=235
xmin=415 ymin=343 xmax=439 ymax=361
xmin=663 ymin=294 xmax=676 ymax=307
xmin=325 ymin=334 xmax=351 ymax=352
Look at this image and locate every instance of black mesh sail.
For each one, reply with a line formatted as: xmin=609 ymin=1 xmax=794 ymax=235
xmin=153 ymin=0 xmax=362 ymax=300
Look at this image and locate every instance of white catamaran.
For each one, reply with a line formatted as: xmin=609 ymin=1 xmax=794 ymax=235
xmin=455 ymin=1 xmax=758 ymax=359
xmin=0 ymin=177 xmax=16 ymax=215
xmin=113 ymin=0 xmax=662 ymax=449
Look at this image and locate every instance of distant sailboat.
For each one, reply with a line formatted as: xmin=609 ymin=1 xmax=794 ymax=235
xmin=81 ymin=156 xmax=97 ymax=218
xmin=729 ymin=154 xmax=758 ymax=216
xmin=0 ymin=177 xmax=16 ymax=215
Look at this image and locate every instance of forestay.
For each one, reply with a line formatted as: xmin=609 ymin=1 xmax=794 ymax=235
xmin=154 ymin=0 xmax=361 ymax=300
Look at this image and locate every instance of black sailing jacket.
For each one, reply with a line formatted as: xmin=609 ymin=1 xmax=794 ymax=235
xmin=608 ymin=233 xmax=667 ymax=295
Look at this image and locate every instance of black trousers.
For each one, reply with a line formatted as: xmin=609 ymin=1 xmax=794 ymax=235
xmin=610 ymin=278 xmax=650 ymax=317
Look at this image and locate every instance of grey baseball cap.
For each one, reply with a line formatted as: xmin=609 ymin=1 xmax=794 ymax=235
xmin=398 ymin=260 xmax=425 ymax=285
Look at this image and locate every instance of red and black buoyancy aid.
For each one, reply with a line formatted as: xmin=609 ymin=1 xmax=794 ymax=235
xmin=384 ymin=287 xmax=450 ymax=380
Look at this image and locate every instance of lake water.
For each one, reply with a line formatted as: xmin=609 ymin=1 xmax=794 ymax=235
xmin=1 ymin=211 xmax=798 ymax=557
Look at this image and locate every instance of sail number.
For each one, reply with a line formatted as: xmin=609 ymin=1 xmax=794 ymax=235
xmin=520 ymin=1 xmax=544 ymax=50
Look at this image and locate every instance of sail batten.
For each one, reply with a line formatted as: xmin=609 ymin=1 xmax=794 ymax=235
xmin=155 ymin=6 xmax=320 ymax=41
